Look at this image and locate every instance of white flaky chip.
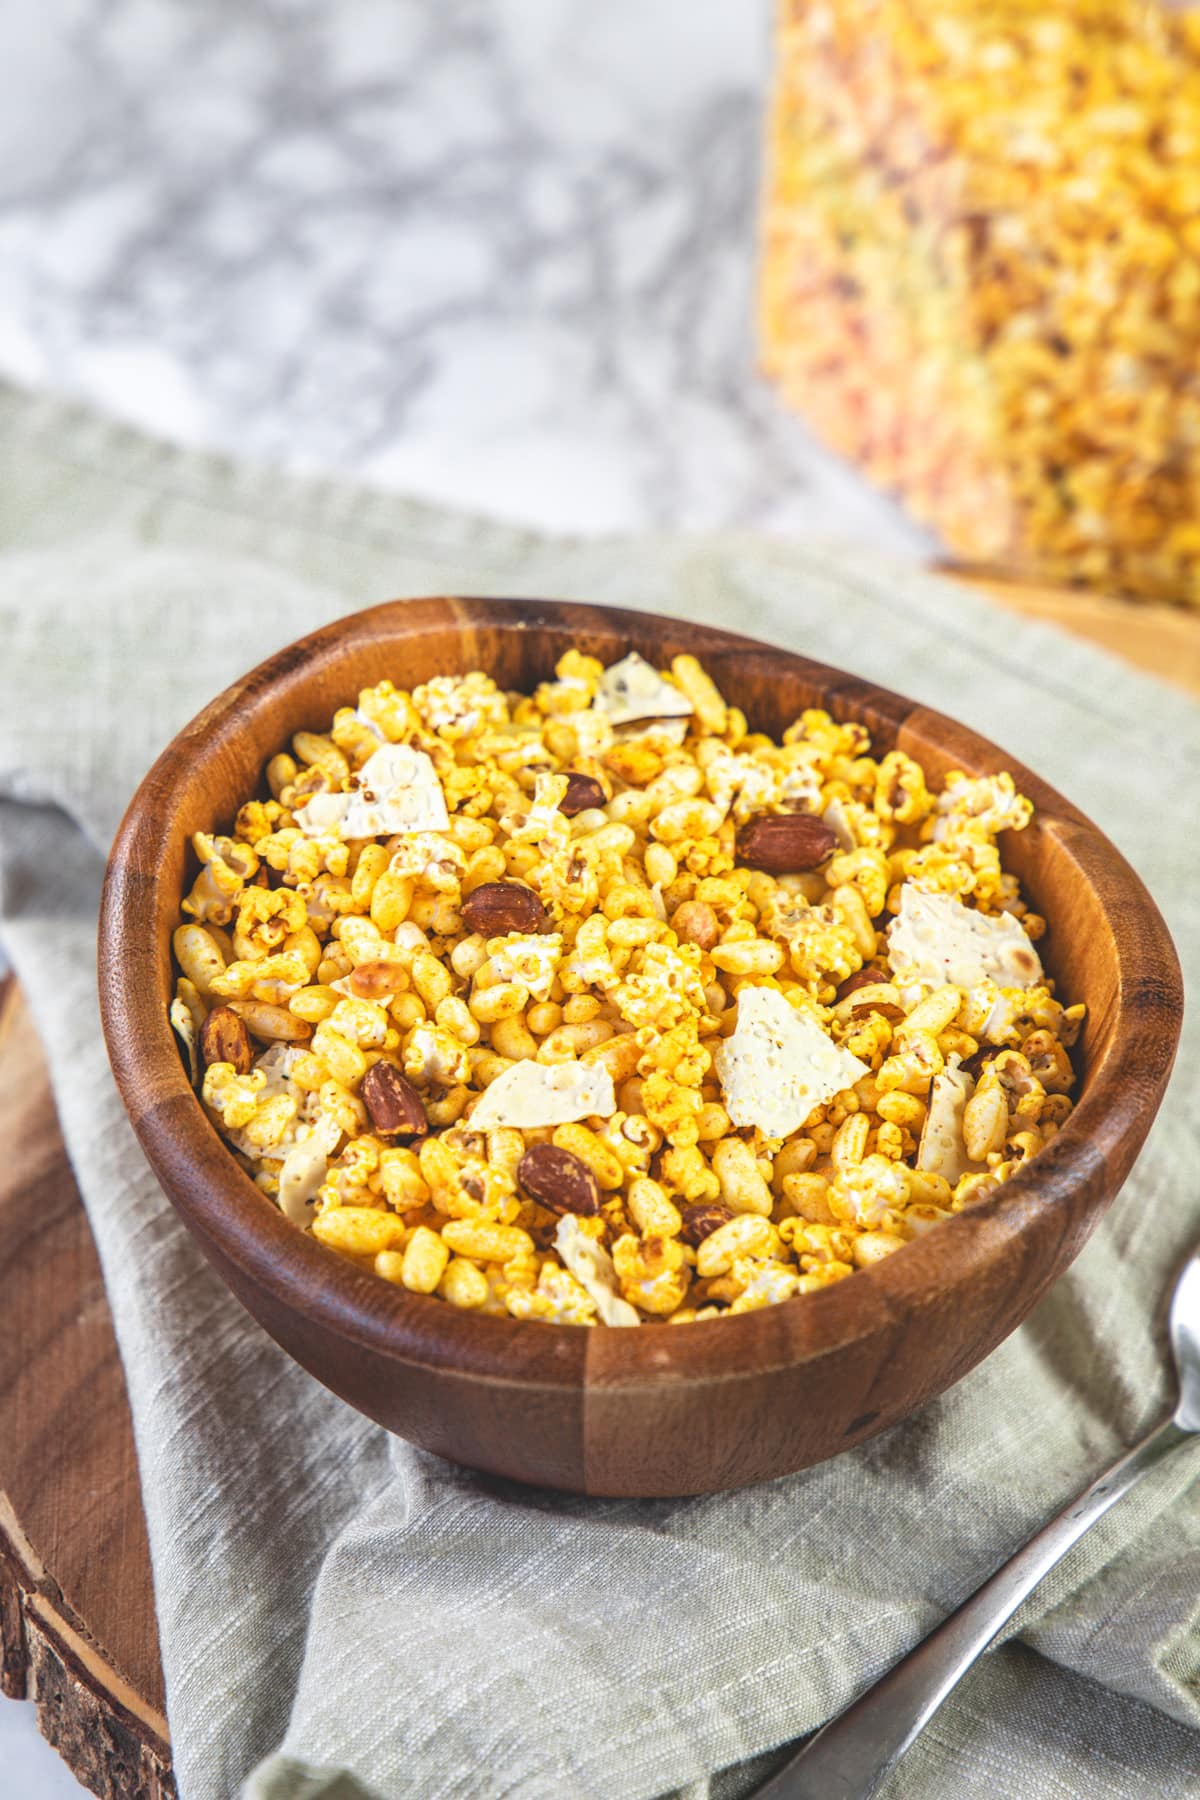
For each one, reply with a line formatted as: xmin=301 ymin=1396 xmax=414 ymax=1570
xmin=917 ymin=1067 xmax=980 ymax=1185
xmin=554 ymin=1216 xmax=640 ymax=1327
xmin=593 ymin=652 xmax=693 ymax=727
xmin=297 ymin=743 xmax=448 ymax=840
xmin=169 ymin=998 xmax=199 ymax=1085
xmin=617 ymin=715 xmax=690 ymax=747
xmin=714 ymin=985 xmax=868 ymax=1139
xmin=822 ymin=795 xmax=856 ymax=853
xmin=254 ymin=1042 xmax=306 ymax=1097
xmin=469 ymin=1059 xmax=616 ymax=1131
xmin=277 ymin=1114 xmax=342 ymax=1225
xmin=887 ymin=888 xmax=1042 ymax=996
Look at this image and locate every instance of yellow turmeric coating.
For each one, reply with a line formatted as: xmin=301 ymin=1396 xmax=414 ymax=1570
xmin=172 ymin=653 xmax=1083 ymax=1325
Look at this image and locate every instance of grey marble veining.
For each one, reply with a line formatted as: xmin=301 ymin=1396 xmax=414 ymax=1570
xmin=0 ymin=0 xmax=930 ymax=546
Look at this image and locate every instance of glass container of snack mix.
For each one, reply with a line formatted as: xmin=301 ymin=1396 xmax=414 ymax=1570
xmin=760 ymin=0 xmax=1200 ymax=604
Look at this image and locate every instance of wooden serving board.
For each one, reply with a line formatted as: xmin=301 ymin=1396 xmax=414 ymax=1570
xmin=0 ymin=980 xmax=173 ymax=1799
xmin=958 ymin=574 xmax=1200 ymax=698
xmin=1 ymin=585 xmax=1197 ymax=1796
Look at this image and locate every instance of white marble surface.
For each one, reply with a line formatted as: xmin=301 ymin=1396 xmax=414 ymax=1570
xmin=0 ymin=0 xmax=930 ymax=551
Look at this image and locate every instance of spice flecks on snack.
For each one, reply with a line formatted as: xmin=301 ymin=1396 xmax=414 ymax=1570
xmin=593 ymin=652 xmax=694 ymax=727
xmin=277 ymin=1116 xmax=341 ymax=1225
xmin=171 ymin=648 xmax=1083 ymax=1326
xmin=715 ymin=985 xmax=869 ymax=1139
xmin=554 ymin=1216 xmax=641 ymax=1326
xmin=298 ymin=742 xmax=448 ymax=840
xmin=469 ymin=1059 xmax=617 ymax=1131
xmin=486 ymin=932 xmax=563 ymax=1001
xmin=887 ymin=888 xmax=1042 ymax=997
xmin=916 ymin=1066 xmax=979 ymax=1186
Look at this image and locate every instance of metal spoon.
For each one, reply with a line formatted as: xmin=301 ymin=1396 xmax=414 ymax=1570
xmin=757 ymin=1252 xmax=1200 ymax=1800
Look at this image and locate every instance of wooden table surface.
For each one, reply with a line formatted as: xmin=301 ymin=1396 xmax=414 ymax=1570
xmin=0 ymin=981 xmax=172 ymax=1799
xmin=1 ymin=585 xmax=1197 ymax=1800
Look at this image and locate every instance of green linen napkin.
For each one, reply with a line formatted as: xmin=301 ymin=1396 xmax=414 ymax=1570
xmin=1 ymin=381 xmax=1198 ymax=1800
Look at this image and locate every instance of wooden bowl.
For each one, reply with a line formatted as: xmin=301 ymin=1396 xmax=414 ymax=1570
xmin=98 ymin=598 xmax=1183 ymax=1497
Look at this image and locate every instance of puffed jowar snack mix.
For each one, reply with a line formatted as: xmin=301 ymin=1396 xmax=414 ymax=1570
xmin=171 ymin=651 xmax=1084 ymax=1327
xmin=761 ymin=0 xmax=1200 ymax=604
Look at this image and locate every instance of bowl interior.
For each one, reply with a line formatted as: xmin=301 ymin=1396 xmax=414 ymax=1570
xmin=160 ymin=609 xmax=1113 ymax=1090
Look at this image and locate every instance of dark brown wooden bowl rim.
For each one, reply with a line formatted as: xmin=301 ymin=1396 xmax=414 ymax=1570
xmin=98 ymin=597 xmax=1184 ymax=1396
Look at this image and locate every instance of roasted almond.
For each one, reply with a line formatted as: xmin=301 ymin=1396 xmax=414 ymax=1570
xmin=460 ymin=881 xmax=548 ymax=937
xmin=679 ymin=1202 xmax=734 ymax=1247
xmin=198 ymin=1005 xmax=254 ymax=1074
xmin=558 ymin=772 xmax=608 ymax=818
xmin=517 ymin=1144 xmax=601 ymax=1217
xmin=736 ymin=812 xmax=838 ymax=874
xmin=360 ymin=1062 xmax=428 ymax=1142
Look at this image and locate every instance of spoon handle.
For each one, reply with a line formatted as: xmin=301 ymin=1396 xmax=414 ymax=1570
xmin=757 ymin=1415 xmax=1192 ymax=1800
